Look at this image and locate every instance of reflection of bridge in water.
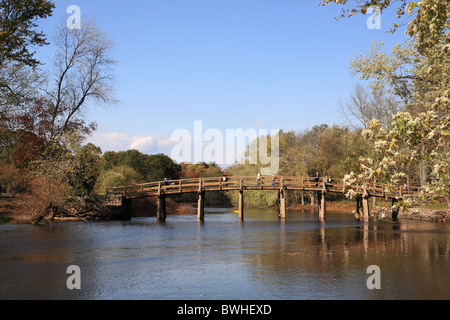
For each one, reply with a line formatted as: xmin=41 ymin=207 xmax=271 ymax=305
xmin=107 ymin=176 xmax=422 ymax=222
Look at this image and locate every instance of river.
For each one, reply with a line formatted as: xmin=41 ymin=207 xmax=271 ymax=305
xmin=1 ymin=208 xmax=449 ymax=300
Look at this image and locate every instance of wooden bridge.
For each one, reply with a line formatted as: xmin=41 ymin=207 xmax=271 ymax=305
xmin=107 ymin=175 xmax=422 ymax=222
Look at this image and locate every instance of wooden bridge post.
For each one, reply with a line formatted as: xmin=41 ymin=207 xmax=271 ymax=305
xmin=318 ymin=191 xmax=326 ymax=221
xmin=356 ymin=196 xmax=361 ymax=220
xmin=362 ymin=197 xmax=370 ymax=221
xmin=238 ymin=189 xmax=244 ymax=221
xmin=121 ymin=196 xmax=132 ymax=220
xmin=279 ymin=189 xmax=286 ymax=220
xmin=157 ymin=193 xmax=166 ymax=221
xmin=197 ymin=190 xmax=205 ymax=221
xmin=318 ymin=179 xmax=326 ymax=221
xmin=362 ymin=190 xmax=370 ymax=222
xmin=392 ymin=199 xmax=400 ymax=221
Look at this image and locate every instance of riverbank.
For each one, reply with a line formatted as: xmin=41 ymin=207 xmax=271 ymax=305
xmin=371 ymin=206 xmax=449 ymax=223
xmin=288 ymin=199 xmax=395 ymax=212
xmin=0 ymin=194 xmax=198 ymax=224
xmin=291 ymin=199 xmax=449 ymax=223
xmin=0 ymin=194 xmax=126 ymax=224
xmin=2 ymin=195 xmax=448 ymax=224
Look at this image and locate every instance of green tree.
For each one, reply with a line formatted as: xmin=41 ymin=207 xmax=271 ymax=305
xmin=102 ymin=150 xmax=181 ymax=182
xmin=0 ymin=0 xmax=55 ymax=68
xmin=69 ymin=143 xmax=104 ymax=196
xmin=146 ymin=153 xmax=181 ymax=181
xmin=95 ymin=165 xmax=142 ymax=195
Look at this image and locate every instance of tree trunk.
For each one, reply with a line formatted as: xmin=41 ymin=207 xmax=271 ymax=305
xmin=419 ymin=145 xmax=429 ymax=185
xmin=445 ymin=195 xmax=450 ymax=209
xmin=31 ymin=202 xmax=58 ymax=225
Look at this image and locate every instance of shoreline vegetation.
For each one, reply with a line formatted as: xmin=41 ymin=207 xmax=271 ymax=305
xmin=1 ymin=193 xmax=447 ymax=225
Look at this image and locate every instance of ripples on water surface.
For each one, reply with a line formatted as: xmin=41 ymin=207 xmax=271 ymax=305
xmin=1 ymin=208 xmax=449 ymax=300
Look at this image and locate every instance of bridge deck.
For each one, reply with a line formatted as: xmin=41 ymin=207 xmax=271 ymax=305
xmin=107 ymin=176 xmax=421 ymax=200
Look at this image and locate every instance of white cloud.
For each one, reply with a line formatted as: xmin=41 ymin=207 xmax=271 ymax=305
xmin=87 ymin=131 xmax=244 ymax=166
xmin=130 ymin=136 xmax=158 ymax=153
xmin=88 ymin=132 xmax=132 ymax=151
xmin=87 ymin=132 xmax=178 ymax=156
xmin=87 ymin=127 xmax=279 ymax=173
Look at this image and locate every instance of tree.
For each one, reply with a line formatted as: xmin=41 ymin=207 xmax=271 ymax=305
xmin=23 ymin=174 xmax=69 ymax=225
xmin=95 ymin=165 xmax=142 ymax=195
xmin=41 ymin=18 xmax=117 ymax=141
xmin=278 ymin=131 xmax=305 ymax=176
xmin=338 ymin=83 xmax=402 ymax=129
xmin=179 ymin=162 xmax=222 ymax=178
xmin=69 ymin=143 xmax=104 ymax=196
xmin=0 ymin=0 xmax=55 ymax=68
xmin=146 ymin=153 xmax=181 ymax=181
xmin=101 ymin=150 xmax=181 ymax=183
xmin=0 ymin=162 xmax=27 ymax=193
xmin=323 ymin=0 xmax=450 ymax=206
xmin=0 ymin=0 xmax=54 ymax=151
xmin=320 ymin=0 xmax=448 ymax=47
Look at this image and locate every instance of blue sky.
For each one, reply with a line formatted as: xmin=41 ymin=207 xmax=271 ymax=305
xmin=35 ymin=1 xmax=408 ymax=161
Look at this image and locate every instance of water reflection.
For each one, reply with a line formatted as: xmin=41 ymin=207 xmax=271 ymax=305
xmin=0 ymin=209 xmax=449 ymax=300
xmin=245 ymin=214 xmax=450 ymax=299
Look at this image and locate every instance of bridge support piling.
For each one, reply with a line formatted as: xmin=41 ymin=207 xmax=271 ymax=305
xmin=362 ymin=195 xmax=370 ymax=222
xmin=157 ymin=194 xmax=166 ymax=221
xmin=238 ymin=189 xmax=244 ymax=221
xmin=392 ymin=199 xmax=399 ymax=221
xmin=279 ymin=190 xmax=286 ymax=220
xmin=318 ymin=191 xmax=326 ymax=221
xmin=356 ymin=196 xmax=362 ymax=220
xmin=197 ymin=191 xmax=205 ymax=221
xmin=121 ymin=196 xmax=132 ymax=220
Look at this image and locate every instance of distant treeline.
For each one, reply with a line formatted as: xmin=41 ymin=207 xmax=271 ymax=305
xmin=0 ymin=123 xmax=370 ymax=209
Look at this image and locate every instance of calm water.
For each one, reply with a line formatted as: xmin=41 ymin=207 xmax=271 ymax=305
xmin=1 ymin=208 xmax=449 ymax=300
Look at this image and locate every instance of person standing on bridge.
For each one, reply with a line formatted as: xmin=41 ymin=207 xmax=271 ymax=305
xmin=257 ymin=173 xmax=262 ymax=186
xmin=222 ymin=172 xmax=228 ymax=186
xmin=315 ymin=172 xmax=320 ymax=187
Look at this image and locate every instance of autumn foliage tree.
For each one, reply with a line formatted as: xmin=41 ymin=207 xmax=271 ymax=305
xmin=22 ymin=174 xmax=69 ymax=225
xmin=1 ymin=0 xmax=54 ymax=159
xmin=0 ymin=10 xmax=122 ymax=223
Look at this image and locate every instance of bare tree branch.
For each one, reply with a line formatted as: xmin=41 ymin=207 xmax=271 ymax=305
xmin=42 ymin=18 xmax=118 ymax=140
xmin=338 ymin=83 xmax=403 ymax=129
